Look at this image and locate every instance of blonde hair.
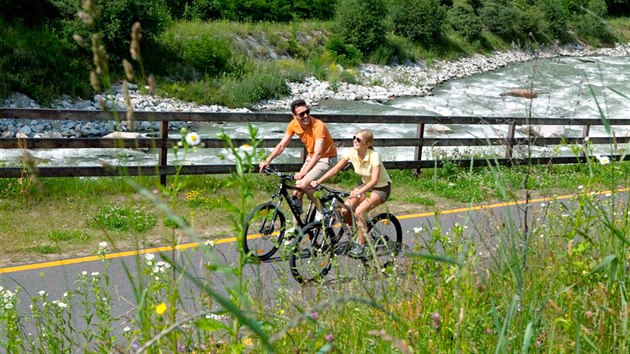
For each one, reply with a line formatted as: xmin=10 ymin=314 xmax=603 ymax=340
xmin=355 ymin=129 xmax=374 ymax=149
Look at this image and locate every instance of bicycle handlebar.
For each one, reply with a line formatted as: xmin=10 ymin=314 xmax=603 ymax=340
xmin=314 ymin=184 xmax=350 ymax=198
xmin=262 ymin=167 xmax=295 ymax=180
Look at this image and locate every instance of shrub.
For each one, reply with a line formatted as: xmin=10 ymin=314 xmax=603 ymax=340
xmin=333 ymin=0 xmax=388 ymax=54
xmin=570 ymin=0 xmax=615 ymax=44
xmin=447 ymin=0 xmax=483 ymax=40
xmin=538 ymin=0 xmax=572 ymax=43
xmin=53 ymin=0 xmax=172 ymax=66
xmin=389 ymin=0 xmax=447 ymax=45
xmin=325 ymin=36 xmax=363 ymax=66
xmin=179 ymin=35 xmax=233 ymax=77
xmin=0 ymin=20 xmax=91 ymax=103
xmin=479 ymin=0 xmax=528 ymax=42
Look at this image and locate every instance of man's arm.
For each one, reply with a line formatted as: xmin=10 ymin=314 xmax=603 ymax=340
xmin=259 ymin=132 xmax=292 ymax=172
xmin=295 ymin=137 xmax=325 ymax=180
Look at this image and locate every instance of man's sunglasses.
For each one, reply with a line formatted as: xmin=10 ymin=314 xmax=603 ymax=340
xmin=296 ymin=109 xmax=310 ymax=118
xmin=352 ymin=136 xmax=362 ymax=143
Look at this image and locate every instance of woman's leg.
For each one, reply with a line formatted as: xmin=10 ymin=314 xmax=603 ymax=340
xmin=354 ymin=193 xmax=383 ymax=245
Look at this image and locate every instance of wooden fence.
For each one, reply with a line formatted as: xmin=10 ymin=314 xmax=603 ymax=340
xmin=1 ymin=108 xmax=629 ymax=185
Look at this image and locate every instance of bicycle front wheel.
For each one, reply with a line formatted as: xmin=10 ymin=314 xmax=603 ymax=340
xmin=289 ymin=221 xmax=335 ymax=283
xmin=363 ymin=213 xmax=403 ymax=271
xmin=243 ymin=203 xmax=285 ymax=261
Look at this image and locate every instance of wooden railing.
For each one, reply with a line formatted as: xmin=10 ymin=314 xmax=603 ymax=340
xmin=1 ymin=108 xmax=629 ymax=185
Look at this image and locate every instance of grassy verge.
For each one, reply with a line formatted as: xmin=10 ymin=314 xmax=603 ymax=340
xmin=1 ymin=160 xmax=627 ymax=267
xmin=1 ymin=153 xmax=628 ymax=352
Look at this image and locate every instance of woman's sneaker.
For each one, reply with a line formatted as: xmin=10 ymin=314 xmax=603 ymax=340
xmin=349 ymin=243 xmax=365 ymax=258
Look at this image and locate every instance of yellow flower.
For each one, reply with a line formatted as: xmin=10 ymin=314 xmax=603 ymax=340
xmin=242 ymin=337 xmax=253 ymax=346
xmin=155 ymin=302 xmax=167 ymax=316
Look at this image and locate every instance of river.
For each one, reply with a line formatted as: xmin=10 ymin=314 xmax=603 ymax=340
xmin=2 ymin=55 xmax=629 ymax=168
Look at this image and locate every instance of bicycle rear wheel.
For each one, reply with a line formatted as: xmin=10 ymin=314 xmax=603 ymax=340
xmin=289 ymin=221 xmax=335 ymax=283
xmin=243 ymin=203 xmax=285 ymax=261
xmin=363 ymin=213 xmax=403 ymax=271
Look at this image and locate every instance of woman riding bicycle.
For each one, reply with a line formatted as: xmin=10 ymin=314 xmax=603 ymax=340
xmin=310 ymin=129 xmax=392 ymax=258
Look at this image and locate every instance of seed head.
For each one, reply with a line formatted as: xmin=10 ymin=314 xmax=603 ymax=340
xmin=130 ymin=22 xmax=142 ymax=61
xmin=73 ymin=34 xmax=87 ymax=47
xmin=123 ymin=59 xmax=135 ymax=81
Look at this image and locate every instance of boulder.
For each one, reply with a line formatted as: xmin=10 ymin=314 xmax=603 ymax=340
xmin=102 ymin=131 xmax=143 ymax=139
xmin=500 ymin=88 xmax=538 ymax=99
xmin=427 ymin=124 xmax=452 ymax=134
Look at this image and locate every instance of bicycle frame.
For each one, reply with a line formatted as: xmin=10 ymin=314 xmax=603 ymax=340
xmin=264 ymin=168 xmax=316 ymax=229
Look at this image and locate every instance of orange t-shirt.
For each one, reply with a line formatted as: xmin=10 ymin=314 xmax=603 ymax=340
xmin=286 ymin=117 xmax=337 ymax=158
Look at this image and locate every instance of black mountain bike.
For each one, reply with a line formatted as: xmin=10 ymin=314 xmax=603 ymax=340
xmin=289 ymin=184 xmax=403 ymax=283
xmin=243 ymin=168 xmax=328 ymax=261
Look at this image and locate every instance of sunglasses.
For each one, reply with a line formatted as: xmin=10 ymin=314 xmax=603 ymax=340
xmin=296 ymin=109 xmax=310 ymax=118
xmin=352 ymin=136 xmax=362 ymax=143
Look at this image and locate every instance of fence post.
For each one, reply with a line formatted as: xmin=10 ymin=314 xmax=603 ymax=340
xmin=414 ymin=123 xmax=425 ymax=175
xmin=159 ymin=121 xmax=168 ymax=186
xmin=580 ymin=124 xmax=591 ymax=158
xmin=505 ymin=122 xmax=516 ymax=159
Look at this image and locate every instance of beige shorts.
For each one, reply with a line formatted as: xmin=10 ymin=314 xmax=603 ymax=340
xmin=303 ymin=157 xmax=337 ymax=182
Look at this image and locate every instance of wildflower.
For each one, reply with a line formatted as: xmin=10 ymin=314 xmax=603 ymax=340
xmin=5 ymin=303 xmax=13 ymax=309
xmin=584 ymin=137 xmax=590 ymax=142
xmin=577 ymin=185 xmax=584 ymax=190
xmin=598 ymin=155 xmax=610 ymax=165
xmin=431 ymin=312 xmax=441 ymax=329
xmin=413 ymin=227 xmax=422 ymax=234
xmin=242 ymin=337 xmax=253 ymax=347
xmin=186 ymin=132 xmax=201 ymax=146
xmin=325 ymin=333 xmax=334 ymax=342
xmin=155 ymin=302 xmax=167 ymax=316
xmin=57 ymin=302 xmax=68 ymax=309
xmin=205 ymin=240 xmax=215 ymax=247
xmin=206 ymin=313 xmax=224 ymax=321
xmin=91 ymin=272 xmax=99 ymax=276
xmin=81 ymin=271 xmax=88 ymax=276
xmin=123 ymin=326 xmax=131 ymax=333
xmin=99 ymin=241 xmax=108 ymax=248
xmin=310 ymin=311 xmax=319 ymax=320
xmin=540 ymin=203 xmax=546 ymax=207
xmin=144 ymin=253 xmax=155 ymax=262
xmin=239 ymin=144 xmax=253 ymax=154
xmin=277 ymin=309 xmax=285 ymax=315
xmin=38 ymin=290 xmax=46 ymax=297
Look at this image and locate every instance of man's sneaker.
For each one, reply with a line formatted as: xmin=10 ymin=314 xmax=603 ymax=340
xmin=349 ymin=243 xmax=365 ymax=258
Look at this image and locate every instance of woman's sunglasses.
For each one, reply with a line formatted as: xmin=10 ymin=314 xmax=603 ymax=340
xmin=352 ymin=136 xmax=362 ymax=143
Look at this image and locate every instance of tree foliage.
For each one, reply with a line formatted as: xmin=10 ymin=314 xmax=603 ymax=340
xmin=390 ymin=0 xmax=447 ymax=45
xmin=447 ymin=0 xmax=483 ymax=40
xmin=333 ymin=0 xmax=388 ymax=54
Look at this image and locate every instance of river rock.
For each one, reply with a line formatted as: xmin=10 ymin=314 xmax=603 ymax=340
xmin=500 ymin=88 xmax=538 ymax=99
xmin=427 ymin=124 xmax=452 ymax=134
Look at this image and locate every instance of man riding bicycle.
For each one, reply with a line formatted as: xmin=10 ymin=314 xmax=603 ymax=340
xmin=258 ymin=99 xmax=338 ymax=216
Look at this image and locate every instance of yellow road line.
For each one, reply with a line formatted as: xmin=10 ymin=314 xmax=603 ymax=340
xmin=1 ymin=187 xmax=627 ymax=274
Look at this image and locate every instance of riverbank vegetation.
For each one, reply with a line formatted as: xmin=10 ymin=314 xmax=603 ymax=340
xmin=1 ymin=0 xmax=630 ymax=107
